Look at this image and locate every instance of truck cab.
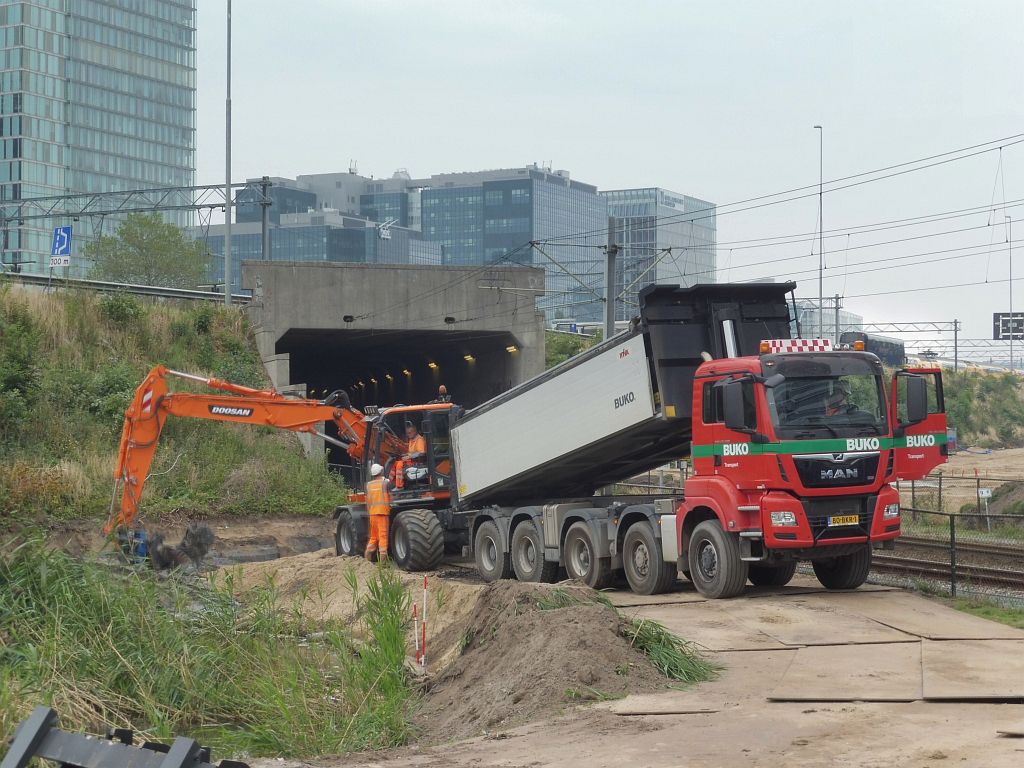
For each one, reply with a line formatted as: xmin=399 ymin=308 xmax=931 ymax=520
xmin=680 ymin=337 xmax=947 ymax=597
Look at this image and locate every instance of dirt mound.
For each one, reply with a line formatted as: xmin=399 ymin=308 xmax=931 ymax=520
xmin=232 ymin=550 xmax=486 ymax=652
xmin=420 ymin=581 xmax=670 ymax=743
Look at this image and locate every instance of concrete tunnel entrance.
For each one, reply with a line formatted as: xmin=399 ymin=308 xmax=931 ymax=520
xmin=243 ymin=261 xmax=547 ymax=478
xmin=278 ymin=328 xmax=522 ymax=468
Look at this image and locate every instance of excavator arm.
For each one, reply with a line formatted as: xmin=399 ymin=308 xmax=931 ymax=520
xmin=105 ymin=366 xmax=371 ymax=534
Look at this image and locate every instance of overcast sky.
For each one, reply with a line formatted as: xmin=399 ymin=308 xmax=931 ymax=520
xmin=195 ymin=1 xmax=1024 ymax=356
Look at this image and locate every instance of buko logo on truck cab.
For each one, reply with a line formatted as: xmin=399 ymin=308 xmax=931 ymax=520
xmin=906 ymin=434 xmax=937 ymax=448
xmin=845 ymin=437 xmax=880 ymax=451
xmin=614 ymin=391 xmax=636 ymax=409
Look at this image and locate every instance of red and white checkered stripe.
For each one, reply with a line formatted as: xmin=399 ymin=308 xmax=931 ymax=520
xmin=141 ymin=388 xmax=154 ymax=414
xmin=762 ymin=338 xmax=832 ymax=353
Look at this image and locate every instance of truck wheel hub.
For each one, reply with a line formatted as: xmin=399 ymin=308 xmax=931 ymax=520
xmin=519 ymin=538 xmax=536 ymax=568
xmin=571 ymin=540 xmax=591 ymax=574
xmin=631 ymin=542 xmax=650 ymax=577
xmin=481 ymin=537 xmax=497 ymax=570
xmin=697 ymin=541 xmax=719 ymax=579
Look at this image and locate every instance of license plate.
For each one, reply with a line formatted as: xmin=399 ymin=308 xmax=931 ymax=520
xmin=828 ymin=514 xmax=860 ymax=526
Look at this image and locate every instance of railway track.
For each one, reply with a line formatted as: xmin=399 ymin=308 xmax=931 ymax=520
xmin=871 ymin=553 xmax=1024 ymax=590
xmin=897 ymin=535 xmax=1024 ymax=559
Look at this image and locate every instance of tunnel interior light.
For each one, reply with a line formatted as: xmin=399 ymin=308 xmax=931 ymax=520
xmin=370 ymin=378 xmax=378 ymax=385
xmin=358 ymin=381 xmax=365 ymax=387
xmin=506 ymin=345 xmax=519 ymax=353
xmin=402 ymin=368 xmax=412 ymax=376
xmin=385 ymin=373 xmax=393 ymax=381
xmin=428 ymin=361 xmax=438 ymax=369
xmin=463 ymin=354 xmax=475 ymax=362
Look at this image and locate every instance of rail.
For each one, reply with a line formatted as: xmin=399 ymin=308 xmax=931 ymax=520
xmin=2 ymin=271 xmax=252 ymax=304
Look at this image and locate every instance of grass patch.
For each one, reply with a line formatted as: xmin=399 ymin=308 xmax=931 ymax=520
xmin=535 ymin=587 xmax=719 ymax=685
xmin=0 ymin=541 xmax=413 ymax=757
xmin=0 ymin=285 xmax=346 ymax=524
xmin=952 ymin=598 xmax=1024 ymax=629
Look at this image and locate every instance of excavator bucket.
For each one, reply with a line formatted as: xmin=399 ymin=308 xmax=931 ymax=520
xmin=1 ymin=707 xmax=249 ymax=768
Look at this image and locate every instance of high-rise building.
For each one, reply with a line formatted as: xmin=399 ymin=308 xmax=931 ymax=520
xmin=0 ymin=0 xmax=196 ymax=274
xmin=603 ymin=188 xmax=717 ymax=321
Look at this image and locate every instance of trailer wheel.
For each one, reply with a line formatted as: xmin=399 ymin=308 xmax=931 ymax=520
xmin=511 ymin=520 xmax=558 ymax=583
xmin=688 ymin=520 xmax=748 ymax=599
xmin=334 ymin=509 xmax=365 ymax=557
xmin=474 ymin=520 xmax=511 ymax=582
xmin=812 ymin=545 xmax=872 ymax=590
xmin=564 ymin=521 xmax=612 ymax=589
xmin=748 ymin=561 xmax=798 ymax=587
xmin=391 ymin=509 xmax=444 ymax=571
xmin=622 ymin=522 xmax=676 ymax=595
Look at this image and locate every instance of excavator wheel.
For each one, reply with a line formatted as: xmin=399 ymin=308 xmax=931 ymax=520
xmin=334 ymin=508 xmax=366 ymax=557
xmin=391 ymin=508 xmax=444 ymax=571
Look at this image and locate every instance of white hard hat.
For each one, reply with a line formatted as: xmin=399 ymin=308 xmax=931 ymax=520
xmin=370 ymin=463 xmax=384 ymax=477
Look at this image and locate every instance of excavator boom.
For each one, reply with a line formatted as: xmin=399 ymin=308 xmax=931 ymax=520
xmin=105 ymin=366 xmax=370 ymax=534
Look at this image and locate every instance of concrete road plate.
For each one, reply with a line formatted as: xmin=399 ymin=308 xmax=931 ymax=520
xmin=834 ymin=591 xmax=1024 ymax=640
xmin=627 ymin=603 xmax=792 ymax=651
xmin=716 ymin=598 xmax=916 ymax=646
xmin=769 ymin=641 xmax=923 ymax=701
xmin=922 ymin=639 xmax=1024 ymax=700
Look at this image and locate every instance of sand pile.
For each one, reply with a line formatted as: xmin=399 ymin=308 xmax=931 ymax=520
xmin=420 ymin=581 xmax=671 ymax=742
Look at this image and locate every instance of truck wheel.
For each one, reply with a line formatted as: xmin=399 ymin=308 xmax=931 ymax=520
xmin=511 ymin=520 xmax=558 ymax=583
xmin=474 ymin=520 xmax=511 ymax=582
xmin=564 ymin=521 xmax=612 ymax=589
xmin=688 ymin=520 xmax=748 ymax=599
xmin=748 ymin=561 xmax=798 ymax=587
xmin=391 ymin=509 xmax=444 ymax=571
xmin=812 ymin=546 xmax=872 ymax=590
xmin=622 ymin=522 xmax=677 ymax=595
xmin=334 ymin=509 xmax=365 ymax=557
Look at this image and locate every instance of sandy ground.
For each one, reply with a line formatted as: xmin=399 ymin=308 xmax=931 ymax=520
xmin=943 ymin=447 xmax=1024 ymax=478
xmin=242 ymin=568 xmax=1024 ymax=768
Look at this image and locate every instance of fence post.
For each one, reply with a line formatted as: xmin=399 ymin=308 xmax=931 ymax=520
xmin=938 ymin=475 xmax=943 ymax=512
xmin=976 ymin=477 xmax=982 ymax=515
xmin=911 ymin=480 xmax=917 ymax=508
xmin=949 ymin=514 xmax=957 ymax=598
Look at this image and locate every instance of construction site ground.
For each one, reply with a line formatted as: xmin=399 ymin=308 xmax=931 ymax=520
xmin=225 ymin=540 xmax=1024 ymax=768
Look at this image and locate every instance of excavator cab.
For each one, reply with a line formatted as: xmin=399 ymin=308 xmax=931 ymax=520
xmin=364 ymin=405 xmax=455 ymax=503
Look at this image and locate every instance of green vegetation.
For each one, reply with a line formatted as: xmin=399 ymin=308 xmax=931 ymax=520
xmin=544 ymin=329 xmax=599 ymax=369
xmin=536 ymin=587 xmax=719 ymax=685
xmin=943 ymin=368 xmax=1024 ymax=448
xmin=0 ymin=542 xmax=413 ymax=757
xmin=953 ymin=597 xmax=1024 ymax=629
xmin=87 ymin=213 xmax=212 ymax=289
xmin=0 ymin=284 xmax=346 ymax=523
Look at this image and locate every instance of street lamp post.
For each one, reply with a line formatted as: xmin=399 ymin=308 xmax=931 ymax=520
xmin=224 ymin=0 xmax=232 ymax=307
xmin=1008 ymin=215 xmax=1014 ymax=371
xmin=814 ymin=125 xmax=823 ymax=338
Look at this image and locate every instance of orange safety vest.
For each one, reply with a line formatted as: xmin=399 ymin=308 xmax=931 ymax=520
xmin=407 ymin=434 xmax=427 ymax=455
xmin=365 ymin=477 xmax=391 ymax=516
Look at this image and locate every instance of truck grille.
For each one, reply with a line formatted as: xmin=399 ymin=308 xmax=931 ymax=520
xmin=793 ymin=451 xmax=880 ymax=488
xmin=801 ymin=495 xmax=877 ymax=541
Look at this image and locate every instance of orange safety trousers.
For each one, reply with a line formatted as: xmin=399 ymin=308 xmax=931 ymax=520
xmin=365 ymin=477 xmax=391 ymax=558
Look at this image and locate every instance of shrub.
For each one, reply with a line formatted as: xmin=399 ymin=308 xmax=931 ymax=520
xmin=99 ymin=293 xmax=144 ymax=325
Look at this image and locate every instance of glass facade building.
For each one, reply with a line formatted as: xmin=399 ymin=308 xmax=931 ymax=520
xmin=0 ymin=0 xmax=196 ymax=274
xmin=604 ymin=188 xmax=717 ymax=321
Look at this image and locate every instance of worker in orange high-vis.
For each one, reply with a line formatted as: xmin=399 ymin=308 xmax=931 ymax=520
xmin=364 ymin=463 xmax=392 ymax=562
xmin=394 ymin=421 xmax=428 ymax=490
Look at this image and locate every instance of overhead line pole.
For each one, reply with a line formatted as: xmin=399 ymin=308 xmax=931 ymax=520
xmin=224 ymin=0 xmax=232 ymax=306
xmin=814 ymin=125 xmax=824 ymax=338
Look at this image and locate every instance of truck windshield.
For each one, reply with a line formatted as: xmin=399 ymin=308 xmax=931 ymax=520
xmin=766 ymin=373 xmax=888 ymax=437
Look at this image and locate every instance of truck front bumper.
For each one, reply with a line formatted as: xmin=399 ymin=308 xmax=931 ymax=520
xmin=759 ymin=486 xmax=901 ymax=549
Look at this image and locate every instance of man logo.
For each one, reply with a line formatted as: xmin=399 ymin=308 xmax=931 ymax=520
xmin=209 ymin=405 xmax=254 ymax=417
xmin=821 ymin=468 xmax=859 ymax=480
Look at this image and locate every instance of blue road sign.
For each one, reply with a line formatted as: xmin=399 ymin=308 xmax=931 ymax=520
xmin=51 ymin=226 xmax=73 ymax=257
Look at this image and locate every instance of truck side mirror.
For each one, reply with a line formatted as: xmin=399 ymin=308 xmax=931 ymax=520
xmin=904 ymin=375 xmax=928 ymax=425
xmin=763 ymin=373 xmax=785 ymax=388
xmin=722 ymin=380 xmax=753 ymax=433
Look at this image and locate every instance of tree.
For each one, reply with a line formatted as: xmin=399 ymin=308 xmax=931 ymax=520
xmin=545 ymin=329 xmax=600 ymax=369
xmin=87 ymin=213 xmax=211 ymax=288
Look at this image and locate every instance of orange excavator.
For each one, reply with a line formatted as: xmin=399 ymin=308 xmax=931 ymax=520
xmin=105 ymin=366 xmax=457 ymax=570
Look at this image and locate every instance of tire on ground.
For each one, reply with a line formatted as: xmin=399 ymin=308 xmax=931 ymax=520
xmin=748 ymin=560 xmax=798 ymax=587
xmin=334 ymin=508 xmax=366 ymax=557
xmin=511 ymin=519 xmax=558 ymax=583
xmin=563 ymin=521 xmax=613 ymax=589
xmin=622 ymin=521 xmax=677 ymax=595
xmin=687 ymin=519 xmax=748 ymax=599
xmin=474 ymin=519 xmax=511 ymax=582
xmin=812 ymin=545 xmax=872 ymax=590
xmin=390 ymin=508 xmax=444 ymax=571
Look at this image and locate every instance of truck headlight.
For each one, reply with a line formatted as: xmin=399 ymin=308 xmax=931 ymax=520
xmin=883 ymin=503 xmax=900 ymax=520
xmin=770 ymin=510 xmax=798 ymax=527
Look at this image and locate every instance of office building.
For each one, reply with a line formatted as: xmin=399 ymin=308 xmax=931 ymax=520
xmin=0 ymin=0 xmax=196 ymax=275
xmin=603 ymin=188 xmax=717 ymax=321
xmin=793 ymin=299 xmax=864 ymax=341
